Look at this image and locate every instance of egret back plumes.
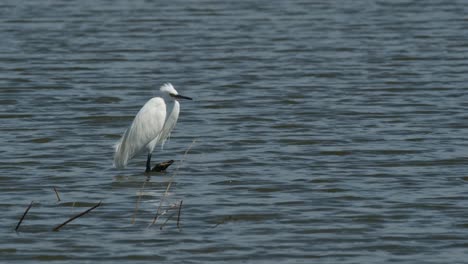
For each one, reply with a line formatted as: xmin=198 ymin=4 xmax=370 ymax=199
xmin=113 ymin=83 xmax=192 ymax=171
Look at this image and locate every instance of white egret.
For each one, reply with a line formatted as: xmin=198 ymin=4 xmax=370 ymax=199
xmin=113 ymin=83 xmax=192 ymax=172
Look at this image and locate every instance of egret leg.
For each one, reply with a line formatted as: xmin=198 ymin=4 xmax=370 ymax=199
xmin=145 ymin=153 xmax=152 ymax=173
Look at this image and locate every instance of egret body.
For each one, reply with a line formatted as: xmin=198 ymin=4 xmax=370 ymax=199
xmin=113 ymin=83 xmax=192 ymax=172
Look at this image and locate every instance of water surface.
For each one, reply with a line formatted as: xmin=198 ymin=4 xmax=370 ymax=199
xmin=1 ymin=1 xmax=468 ymax=263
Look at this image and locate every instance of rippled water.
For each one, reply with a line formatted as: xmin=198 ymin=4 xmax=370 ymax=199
xmin=1 ymin=1 xmax=468 ymax=263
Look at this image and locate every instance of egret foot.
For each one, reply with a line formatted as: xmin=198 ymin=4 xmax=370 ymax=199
xmin=152 ymin=160 xmax=174 ymax=172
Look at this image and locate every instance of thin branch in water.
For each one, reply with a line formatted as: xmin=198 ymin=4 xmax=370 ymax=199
xmin=15 ymin=201 xmax=34 ymax=232
xmin=148 ymin=181 xmax=172 ymax=227
xmin=173 ymin=139 xmax=196 ymax=175
xmin=177 ymin=200 xmax=183 ymax=230
xmin=53 ymin=186 xmax=61 ymax=202
xmin=159 ymin=212 xmax=176 ymax=230
xmin=52 ymin=201 xmax=102 ymax=231
xmin=149 ymin=140 xmax=195 ymax=228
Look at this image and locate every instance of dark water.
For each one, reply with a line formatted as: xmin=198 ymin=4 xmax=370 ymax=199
xmin=1 ymin=0 xmax=468 ymax=263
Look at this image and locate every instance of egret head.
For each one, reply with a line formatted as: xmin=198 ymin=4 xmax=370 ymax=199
xmin=160 ymin=83 xmax=192 ymax=101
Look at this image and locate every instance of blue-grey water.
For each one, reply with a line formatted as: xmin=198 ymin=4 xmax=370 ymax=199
xmin=1 ymin=1 xmax=468 ymax=263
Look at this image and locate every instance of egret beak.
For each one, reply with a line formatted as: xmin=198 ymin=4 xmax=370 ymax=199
xmin=172 ymin=94 xmax=192 ymax=100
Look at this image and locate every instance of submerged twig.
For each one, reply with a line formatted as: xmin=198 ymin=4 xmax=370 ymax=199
xmin=53 ymin=201 xmax=102 ymax=231
xmin=53 ymin=186 xmax=61 ymax=202
xmin=211 ymin=216 xmax=236 ymax=228
xmin=177 ymin=200 xmax=183 ymax=229
xmin=15 ymin=201 xmax=34 ymax=232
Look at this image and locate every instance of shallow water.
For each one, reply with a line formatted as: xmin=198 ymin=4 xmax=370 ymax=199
xmin=1 ymin=0 xmax=468 ymax=263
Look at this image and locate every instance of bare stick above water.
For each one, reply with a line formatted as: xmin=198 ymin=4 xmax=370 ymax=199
xmin=15 ymin=201 xmax=34 ymax=232
xmin=53 ymin=186 xmax=61 ymax=202
xmin=52 ymin=201 xmax=102 ymax=231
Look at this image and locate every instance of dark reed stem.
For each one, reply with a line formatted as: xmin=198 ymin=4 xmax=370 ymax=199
xmin=177 ymin=200 xmax=183 ymax=229
xmin=15 ymin=201 xmax=34 ymax=232
xmin=52 ymin=201 xmax=101 ymax=231
xmin=53 ymin=186 xmax=61 ymax=202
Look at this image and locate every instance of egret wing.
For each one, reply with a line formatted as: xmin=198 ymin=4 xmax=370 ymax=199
xmin=114 ymin=97 xmax=166 ymax=168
